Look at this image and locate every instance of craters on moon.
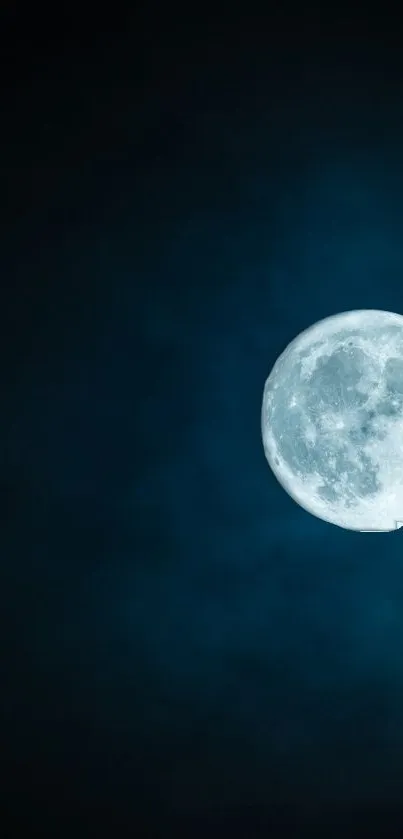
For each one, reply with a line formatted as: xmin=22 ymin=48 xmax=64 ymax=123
xmin=303 ymin=422 xmax=317 ymax=446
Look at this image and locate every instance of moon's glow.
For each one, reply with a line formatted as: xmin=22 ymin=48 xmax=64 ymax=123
xmin=261 ymin=310 xmax=403 ymax=531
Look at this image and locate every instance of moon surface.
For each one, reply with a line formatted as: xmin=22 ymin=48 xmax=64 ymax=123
xmin=261 ymin=310 xmax=403 ymax=531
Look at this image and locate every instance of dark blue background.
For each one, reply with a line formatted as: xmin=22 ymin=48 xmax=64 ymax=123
xmin=2 ymin=7 xmax=403 ymax=837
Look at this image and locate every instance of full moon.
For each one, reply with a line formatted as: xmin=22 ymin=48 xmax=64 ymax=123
xmin=261 ymin=309 xmax=403 ymax=531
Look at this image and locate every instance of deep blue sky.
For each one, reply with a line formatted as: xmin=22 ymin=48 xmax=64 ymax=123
xmin=2 ymin=7 xmax=403 ymax=837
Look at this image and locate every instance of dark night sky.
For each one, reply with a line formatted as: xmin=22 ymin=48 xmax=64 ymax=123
xmin=3 ymin=5 xmax=403 ymax=837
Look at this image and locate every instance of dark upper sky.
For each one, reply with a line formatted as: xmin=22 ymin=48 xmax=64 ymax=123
xmin=2 ymin=6 xmax=403 ymax=838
